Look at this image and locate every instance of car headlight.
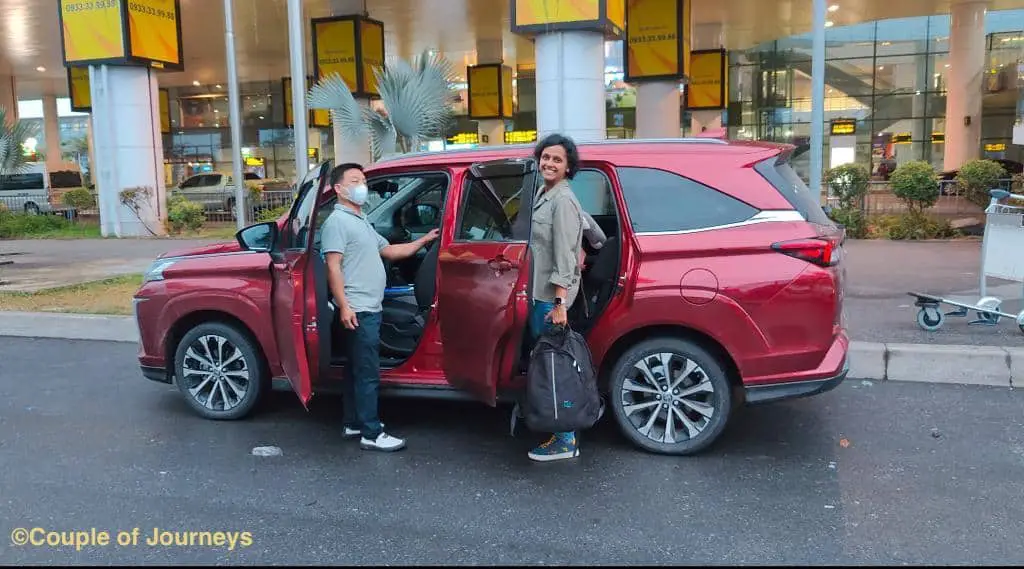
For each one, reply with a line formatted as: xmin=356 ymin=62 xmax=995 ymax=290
xmin=143 ymin=259 xmax=178 ymax=282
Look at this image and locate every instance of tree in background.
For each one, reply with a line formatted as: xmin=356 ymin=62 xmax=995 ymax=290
xmin=307 ymin=50 xmax=457 ymax=162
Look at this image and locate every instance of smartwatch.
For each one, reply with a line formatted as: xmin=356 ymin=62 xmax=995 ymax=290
xmin=554 ymin=297 xmax=564 ymax=307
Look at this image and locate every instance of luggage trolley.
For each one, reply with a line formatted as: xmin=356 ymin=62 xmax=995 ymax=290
xmin=909 ymin=189 xmax=1024 ymax=334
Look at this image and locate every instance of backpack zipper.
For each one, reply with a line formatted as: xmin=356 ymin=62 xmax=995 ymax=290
xmin=550 ymin=352 xmax=558 ymax=421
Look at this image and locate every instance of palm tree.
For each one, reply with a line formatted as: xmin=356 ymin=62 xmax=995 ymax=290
xmin=307 ymin=49 xmax=457 ymax=162
xmin=0 ymin=105 xmax=38 ymax=178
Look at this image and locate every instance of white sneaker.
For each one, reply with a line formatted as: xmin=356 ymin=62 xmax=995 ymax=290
xmin=344 ymin=423 xmax=384 ymax=439
xmin=360 ymin=432 xmax=406 ymax=452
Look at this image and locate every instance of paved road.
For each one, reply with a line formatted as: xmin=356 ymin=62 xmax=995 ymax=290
xmin=2 ymin=338 xmax=1024 ymax=565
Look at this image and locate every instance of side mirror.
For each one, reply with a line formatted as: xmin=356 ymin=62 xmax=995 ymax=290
xmin=236 ymin=221 xmax=278 ymax=252
xmin=404 ymin=203 xmax=440 ymax=226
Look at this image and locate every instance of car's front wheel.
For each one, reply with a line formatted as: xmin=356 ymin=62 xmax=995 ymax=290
xmin=173 ymin=322 xmax=267 ymax=420
xmin=609 ymin=336 xmax=733 ymax=455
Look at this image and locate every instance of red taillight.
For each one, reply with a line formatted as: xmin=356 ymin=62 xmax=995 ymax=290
xmin=771 ymin=238 xmax=837 ymax=267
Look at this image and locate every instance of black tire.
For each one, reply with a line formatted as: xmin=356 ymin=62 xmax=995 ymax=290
xmin=23 ymin=202 xmax=39 ymax=215
xmin=173 ymin=321 xmax=267 ymax=420
xmin=609 ymin=336 xmax=733 ymax=456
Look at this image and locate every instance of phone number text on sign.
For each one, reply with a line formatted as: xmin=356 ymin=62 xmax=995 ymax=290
xmin=10 ymin=527 xmax=254 ymax=551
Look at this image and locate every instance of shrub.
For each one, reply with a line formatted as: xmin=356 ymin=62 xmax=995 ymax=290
xmin=256 ymin=204 xmax=289 ymax=223
xmin=167 ymin=195 xmax=206 ymax=233
xmin=827 ymin=206 xmax=867 ymax=238
xmin=889 ymin=160 xmax=940 ymax=215
xmin=0 ymin=210 xmax=70 ymax=238
xmin=60 ymin=187 xmax=96 ymax=211
xmin=824 ymin=163 xmax=871 ymax=209
xmin=956 ymin=159 xmax=1007 ymax=209
xmin=867 ymin=212 xmax=958 ymax=240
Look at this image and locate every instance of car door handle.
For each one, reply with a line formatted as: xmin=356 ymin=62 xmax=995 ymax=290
xmin=487 ymin=256 xmax=514 ymax=272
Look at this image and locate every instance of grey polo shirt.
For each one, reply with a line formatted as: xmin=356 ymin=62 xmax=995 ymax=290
xmin=320 ymin=204 xmax=389 ymax=313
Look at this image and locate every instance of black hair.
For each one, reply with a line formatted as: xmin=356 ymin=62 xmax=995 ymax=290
xmin=329 ymin=162 xmax=364 ymax=187
xmin=533 ymin=133 xmax=580 ymax=180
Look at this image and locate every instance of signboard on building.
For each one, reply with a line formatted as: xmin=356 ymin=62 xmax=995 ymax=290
xmin=68 ymin=66 xmax=91 ymax=112
xmin=58 ymin=0 xmax=184 ymax=71
xmin=624 ymin=0 xmax=692 ymax=82
xmin=511 ymin=0 xmax=624 ymax=38
xmin=311 ymin=15 xmax=385 ymax=98
xmin=283 ymin=77 xmax=331 ymax=128
xmin=685 ymin=49 xmax=727 ymax=110
xmin=467 ymin=64 xmax=514 ymax=120
xmin=829 ymin=118 xmax=857 ymax=136
xmin=159 ymin=88 xmax=171 ymax=134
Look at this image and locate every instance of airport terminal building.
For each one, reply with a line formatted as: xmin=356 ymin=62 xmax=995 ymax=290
xmin=3 ymin=0 xmax=1023 ymax=233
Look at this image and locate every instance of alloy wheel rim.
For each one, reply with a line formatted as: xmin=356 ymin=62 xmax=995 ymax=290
xmin=181 ymin=334 xmax=250 ymax=412
xmin=620 ymin=352 xmax=715 ymax=444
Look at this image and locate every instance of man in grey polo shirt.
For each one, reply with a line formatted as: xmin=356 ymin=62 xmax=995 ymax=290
xmin=321 ymin=163 xmax=439 ymax=452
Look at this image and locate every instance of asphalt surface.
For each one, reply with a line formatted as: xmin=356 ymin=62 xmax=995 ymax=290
xmin=843 ymin=239 xmax=1024 ymax=346
xmin=2 ymin=338 xmax=1024 ymax=565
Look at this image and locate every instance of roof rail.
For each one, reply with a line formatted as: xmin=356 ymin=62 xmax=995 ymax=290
xmin=374 ymin=137 xmax=730 ymax=163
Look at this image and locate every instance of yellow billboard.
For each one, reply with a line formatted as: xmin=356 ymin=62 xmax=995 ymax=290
xmin=511 ymin=0 xmax=623 ymax=38
xmin=625 ymin=0 xmax=691 ymax=81
xmin=59 ymin=0 xmax=125 ymax=63
xmin=58 ymin=0 xmax=183 ymax=70
xmin=686 ymin=49 xmax=727 ymax=110
xmin=68 ymin=66 xmax=92 ymax=112
xmin=159 ymin=88 xmax=170 ymax=133
xmin=360 ymin=19 xmax=385 ymax=97
xmin=469 ymin=65 xmax=500 ymax=119
xmin=501 ymin=67 xmax=515 ymax=120
xmin=126 ymin=0 xmax=182 ymax=69
xmin=283 ymin=77 xmax=331 ymax=128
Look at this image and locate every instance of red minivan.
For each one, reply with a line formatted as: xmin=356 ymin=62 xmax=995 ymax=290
xmin=134 ymin=138 xmax=849 ymax=455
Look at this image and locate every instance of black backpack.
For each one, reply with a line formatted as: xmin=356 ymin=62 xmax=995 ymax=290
xmin=523 ymin=325 xmax=602 ymax=433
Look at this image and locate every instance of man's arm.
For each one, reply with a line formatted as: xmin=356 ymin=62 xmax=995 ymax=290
xmin=326 ymin=252 xmax=358 ymax=329
xmin=380 ymin=229 xmax=440 ymax=261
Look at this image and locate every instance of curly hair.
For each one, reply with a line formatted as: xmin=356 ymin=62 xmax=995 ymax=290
xmin=533 ymin=133 xmax=580 ymax=180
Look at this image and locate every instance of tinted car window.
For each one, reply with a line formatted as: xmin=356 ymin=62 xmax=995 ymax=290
xmin=0 ymin=173 xmax=45 ymax=191
xmin=754 ymin=158 xmax=833 ymax=226
xmin=455 ymin=177 xmax=522 ymax=242
xmin=616 ymin=166 xmax=758 ymax=233
xmin=569 ymin=169 xmax=616 ymax=216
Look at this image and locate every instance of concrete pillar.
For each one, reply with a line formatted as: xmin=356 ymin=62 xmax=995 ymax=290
xmin=535 ymin=31 xmax=606 ymax=142
xmin=636 ymin=82 xmax=680 ymax=138
xmin=89 ymin=65 xmax=167 ymax=237
xmin=943 ymin=0 xmax=987 ymax=171
xmin=42 ymin=95 xmax=63 ymax=171
xmin=330 ymin=0 xmax=372 ymax=165
xmin=476 ymin=37 xmax=506 ymax=146
xmin=0 ymin=58 xmax=17 ymax=120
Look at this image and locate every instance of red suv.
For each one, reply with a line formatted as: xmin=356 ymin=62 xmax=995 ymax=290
xmin=134 ymin=138 xmax=848 ymax=455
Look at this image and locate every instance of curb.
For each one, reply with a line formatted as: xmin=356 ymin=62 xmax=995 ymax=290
xmin=0 ymin=312 xmax=1019 ymax=389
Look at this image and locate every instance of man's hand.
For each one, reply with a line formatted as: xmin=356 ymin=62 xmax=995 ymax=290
xmin=422 ymin=228 xmax=441 ymax=244
xmin=339 ymin=304 xmax=359 ymax=329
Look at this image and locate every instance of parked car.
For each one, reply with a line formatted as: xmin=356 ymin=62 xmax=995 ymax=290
xmin=169 ymin=171 xmax=292 ymax=215
xmin=134 ymin=138 xmax=849 ymax=455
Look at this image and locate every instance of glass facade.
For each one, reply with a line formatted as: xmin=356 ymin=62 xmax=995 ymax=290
xmin=726 ymin=9 xmax=1024 ymax=180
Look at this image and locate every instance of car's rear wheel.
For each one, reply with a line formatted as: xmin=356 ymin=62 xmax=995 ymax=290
xmin=173 ymin=321 xmax=266 ymax=420
xmin=609 ymin=336 xmax=732 ymax=455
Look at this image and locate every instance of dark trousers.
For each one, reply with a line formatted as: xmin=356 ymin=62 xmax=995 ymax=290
xmin=340 ymin=310 xmax=383 ymax=439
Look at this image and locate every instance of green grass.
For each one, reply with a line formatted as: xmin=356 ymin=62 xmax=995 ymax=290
xmin=0 ymin=273 xmax=143 ymax=315
xmin=0 ymin=212 xmax=102 ymax=239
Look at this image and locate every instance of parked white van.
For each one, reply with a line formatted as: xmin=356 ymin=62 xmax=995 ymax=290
xmin=0 ymin=163 xmax=51 ymax=214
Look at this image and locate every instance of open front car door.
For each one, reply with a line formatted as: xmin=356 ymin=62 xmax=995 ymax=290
xmin=436 ymin=158 xmax=538 ymax=406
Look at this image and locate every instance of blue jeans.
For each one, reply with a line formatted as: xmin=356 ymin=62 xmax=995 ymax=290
xmin=340 ymin=310 xmax=383 ymax=440
xmin=528 ymin=300 xmax=575 ymax=444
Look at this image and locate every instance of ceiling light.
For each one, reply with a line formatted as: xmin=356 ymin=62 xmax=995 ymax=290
xmin=216 ymin=84 xmax=222 ymax=89
xmin=825 ymin=20 xmax=834 ymax=27
xmin=193 ymin=80 xmax=201 ymax=86
xmin=35 ymin=66 xmax=45 ymax=72
xmin=828 ymin=4 xmax=839 ymax=12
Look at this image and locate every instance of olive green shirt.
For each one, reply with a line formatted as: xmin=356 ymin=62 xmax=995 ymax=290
xmin=530 ymin=179 xmax=585 ymax=307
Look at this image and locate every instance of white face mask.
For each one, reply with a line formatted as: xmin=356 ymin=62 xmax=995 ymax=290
xmin=346 ymin=183 xmax=369 ymax=205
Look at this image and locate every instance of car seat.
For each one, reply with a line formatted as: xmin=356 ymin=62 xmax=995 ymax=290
xmin=572 ymin=236 xmax=619 ymax=334
xmin=379 ymin=241 xmax=440 ymax=356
